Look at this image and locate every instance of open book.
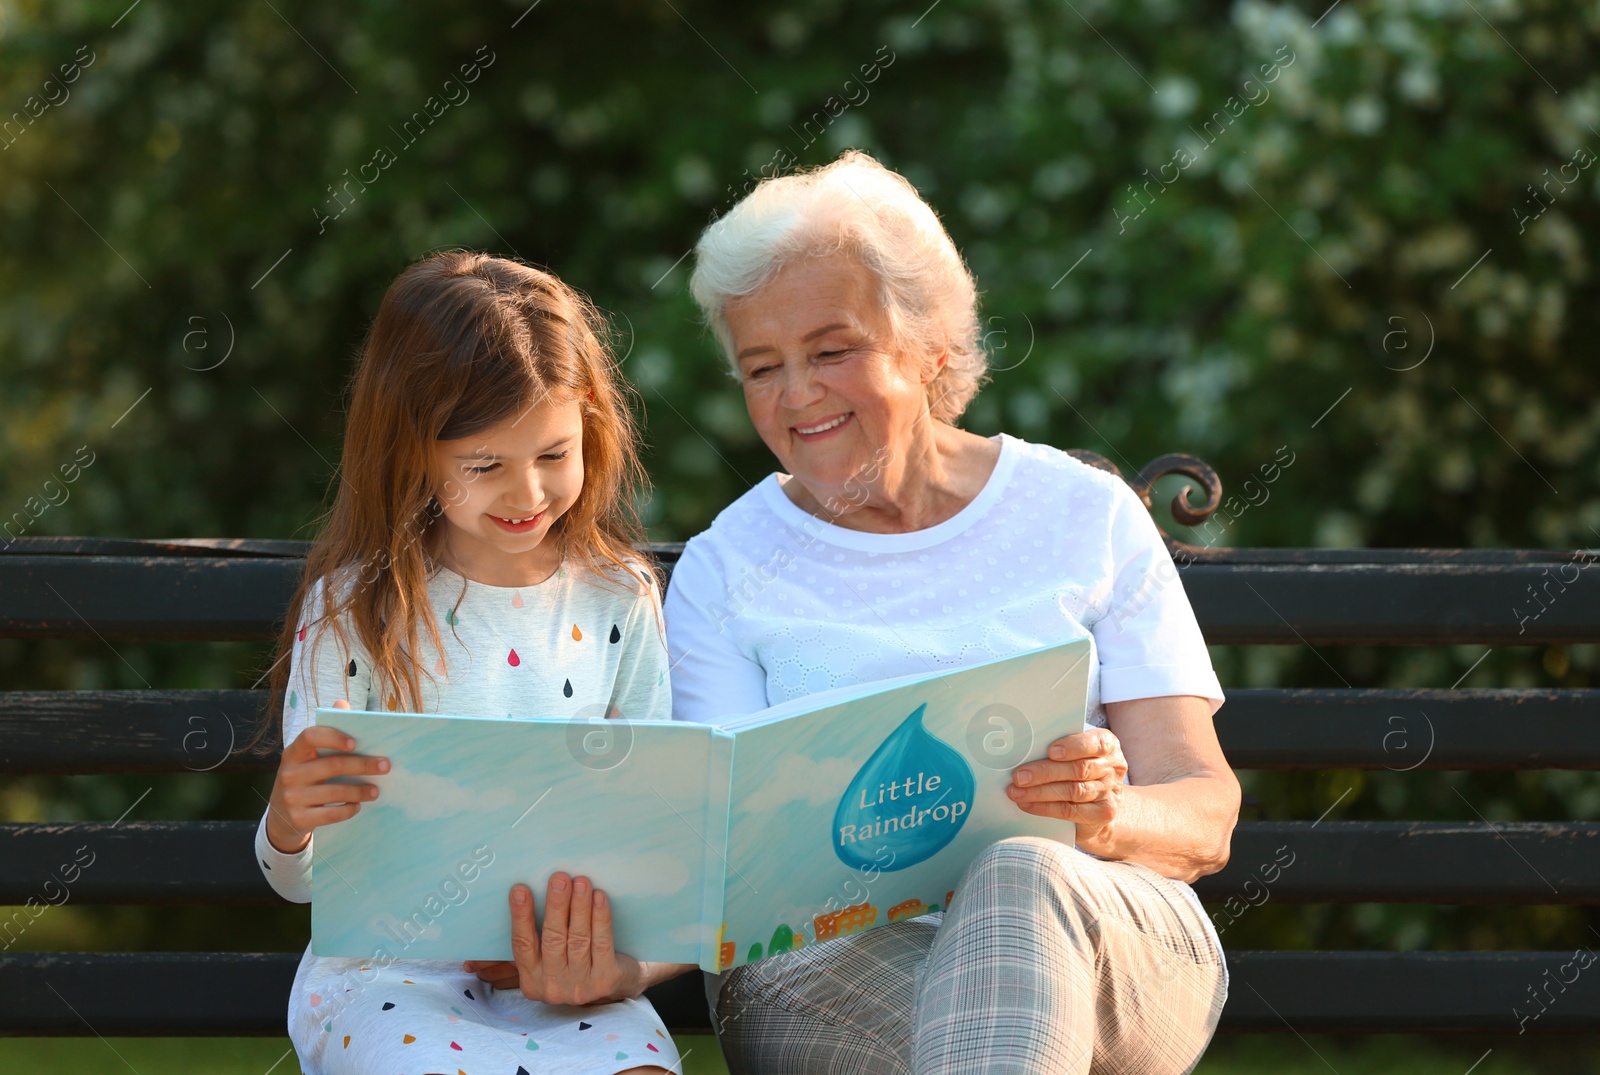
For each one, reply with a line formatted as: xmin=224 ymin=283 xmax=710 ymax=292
xmin=310 ymin=635 xmax=1092 ymax=972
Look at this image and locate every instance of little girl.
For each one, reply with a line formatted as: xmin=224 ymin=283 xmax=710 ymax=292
xmin=248 ymin=251 xmax=689 ymax=1075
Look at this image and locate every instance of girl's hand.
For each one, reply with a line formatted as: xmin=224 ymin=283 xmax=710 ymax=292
xmin=507 ymin=873 xmax=647 ymax=1006
xmin=1005 ymin=726 xmax=1128 ymax=855
xmin=265 ymin=724 xmax=390 ymax=853
xmin=463 ymin=957 xmax=520 ymax=992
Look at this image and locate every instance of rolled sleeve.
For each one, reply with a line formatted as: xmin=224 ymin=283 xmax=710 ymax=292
xmin=1093 ymin=481 xmax=1225 ymax=716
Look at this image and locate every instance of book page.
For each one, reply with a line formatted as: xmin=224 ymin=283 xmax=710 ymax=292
xmin=714 ymin=637 xmax=1093 ymax=971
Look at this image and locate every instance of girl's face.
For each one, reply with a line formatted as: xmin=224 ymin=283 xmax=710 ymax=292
xmin=429 ymin=392 xmax=585 ymax=585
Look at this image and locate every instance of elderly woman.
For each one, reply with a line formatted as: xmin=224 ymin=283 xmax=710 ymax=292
xmin=662 ymin=150 xmax=1240 ymax=1075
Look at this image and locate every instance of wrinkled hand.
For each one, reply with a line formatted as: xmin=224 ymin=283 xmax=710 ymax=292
xmin=501 ymin=873 xmax=647 ymax=1006
xmin=1006 ymin=726 xmax=1128 ymax=854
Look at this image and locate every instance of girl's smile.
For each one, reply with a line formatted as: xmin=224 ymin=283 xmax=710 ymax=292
xmin=430 ymin=393 xmax=586 ymax=587
xmin=489 ymin=510 xmax=546 ymax=533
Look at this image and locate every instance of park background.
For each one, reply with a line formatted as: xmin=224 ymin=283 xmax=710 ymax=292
xmin=1 ymin=0 xmax=1598 ymax=1071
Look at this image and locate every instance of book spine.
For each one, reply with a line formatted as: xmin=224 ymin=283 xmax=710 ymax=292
xmin=698 ymin=728 xmax=736 ymax=971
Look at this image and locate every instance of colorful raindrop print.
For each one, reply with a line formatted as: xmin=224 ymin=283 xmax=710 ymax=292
xmin=402 ymin=1034 xmax=416 ymax=1044
xmin=578 ymin=1020 xmax=593 ymax=1031
xmin=563 ymin=679 xmax=573 ymax=698
xmin=297 ymin=624 xmax=306 ymax=641
xmin=381 ymin=1002 xmax=395 ymax=1010
xmin=508 ymin=648 xmax=520 ymax=667
xmin=288 ymin=690 xmax=297 ymax=709
xmin=572 ymin=623 xmax=582 ymax=641
xmin=833 ymin=703 xmax=976 ymax=871
xmin=609 ymin=623 xmax=621 ymax=643
xmin=446 ymin=608 xmax=459 ymax=627
xmin=512 ymin=591 xmax=524 ymax=608
xmin=347 ymin=659 xmax=357 ymax=676
xmin=435 ymin=656 xmax=446 ymax=675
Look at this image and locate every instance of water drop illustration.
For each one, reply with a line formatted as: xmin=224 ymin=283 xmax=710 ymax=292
xmin=563 ymin=679 xmax=573 ymax=698
xmin=512 ymin=591 xmax=524 ymax=609
xmin=609 ymin=624 xmax=621 ymax=644
xmin=507 ymin=648 xmax=520 ymax=667
xmin=571 ymin=624 xmax=583 ymax=641
xmin=288 ymin=690 xmax=297 ymax=709
xmin=347 ymin=659 xmax=357 ymax=677
xmin=297 ymin=624 xmax=306 ymax=641
xmin=446 ymin=609 xmax=459 ymax=627
xmin=434 ymin=657 xmax=446 ymax=676
xmin=833 ymin=703 xmax=976 ymax=871
xmin=386 ymin=693 xmax=398 ymax=711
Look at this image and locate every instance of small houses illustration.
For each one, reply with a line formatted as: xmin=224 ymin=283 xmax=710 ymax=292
xmin=813 ymin=901 xmax=878 ymax=940
xmin=888 ymin=898 xmax=932 ymax=922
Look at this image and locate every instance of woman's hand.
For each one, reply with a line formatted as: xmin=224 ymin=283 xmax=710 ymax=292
xmin=265 ymin=721 xmax=389 ymax=853
xmin=1006 ymin=726 xmax=1128 ymax=856
xmin=505 ymin=873 xmax=647 ymax=1006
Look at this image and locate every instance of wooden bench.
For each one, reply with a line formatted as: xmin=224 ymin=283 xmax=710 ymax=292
xmin=4 ymin=458 xmax=1599 ymax=1038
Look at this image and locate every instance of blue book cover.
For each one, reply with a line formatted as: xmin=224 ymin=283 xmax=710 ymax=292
xmin=309 ymin=636 xmax=1091 ymax=971
xmin=309 ymin=715 xmax=731 ymax=967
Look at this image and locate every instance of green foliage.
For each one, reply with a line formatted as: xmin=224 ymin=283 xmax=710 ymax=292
xmin=1 ymin=0 xmax=1598 ymax=1024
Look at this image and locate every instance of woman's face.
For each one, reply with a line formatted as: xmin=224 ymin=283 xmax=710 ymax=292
xmin=724 ymin=252 xmax=935 ymax=501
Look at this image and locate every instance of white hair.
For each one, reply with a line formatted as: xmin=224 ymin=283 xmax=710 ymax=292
xmin=688 ymin=150 xmax=986 ymax=424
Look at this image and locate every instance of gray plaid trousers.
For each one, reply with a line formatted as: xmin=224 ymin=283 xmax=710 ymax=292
xmin=710 ymin=837 xmax=1227 ymax=1075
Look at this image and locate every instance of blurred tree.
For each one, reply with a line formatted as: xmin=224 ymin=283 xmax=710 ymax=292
xmin=0 ymin=0 xmax=1596 ymax=964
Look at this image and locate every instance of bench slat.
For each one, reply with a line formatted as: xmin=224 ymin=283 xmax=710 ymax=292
xmin=2 ymin=550 xmax=1597 ymax=644
xmin=1216 ymin=688 xmax=1600 ymax=770
xmin=5 ymin=687 xmax=1599 ymax=774
xmin=0 ymin=690 xmax=273 ymax=774
xmin=5 ymin=820 xmax=1597 ymax=905
xmin=0 ymin=950 xmax=1592 ymax=1036
xmin=1201 ymin=821 xmax=1600 ymax=904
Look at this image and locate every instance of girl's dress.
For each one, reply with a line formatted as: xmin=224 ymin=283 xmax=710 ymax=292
xmin=256 ymin=558 xmax=683 ymax=1075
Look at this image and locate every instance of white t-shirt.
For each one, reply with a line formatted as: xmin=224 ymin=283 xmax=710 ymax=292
xmin=662 ymin=432 xmax=1228 ymax=990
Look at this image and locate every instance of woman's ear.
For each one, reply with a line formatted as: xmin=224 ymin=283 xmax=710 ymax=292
xmin=921 ymin=350 xmax=948 ymax=384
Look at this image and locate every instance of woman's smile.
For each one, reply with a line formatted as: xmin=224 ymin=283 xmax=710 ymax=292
xmin=793 ymin=412 xmax=853 ymax=439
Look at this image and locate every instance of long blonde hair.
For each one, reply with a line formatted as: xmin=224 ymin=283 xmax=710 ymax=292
xmin=248 ymin=250 xmax=652 ymax=752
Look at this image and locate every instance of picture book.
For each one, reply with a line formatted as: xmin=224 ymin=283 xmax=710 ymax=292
xmin=309 ymin=634 xmax=1092 ymax=971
